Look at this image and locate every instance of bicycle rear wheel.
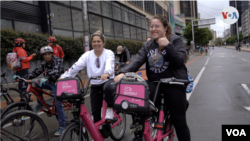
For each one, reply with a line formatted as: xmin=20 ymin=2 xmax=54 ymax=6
xmin=59 ymin=122 xmax=89 ymax=141
xmin=110 ymin=111 xmax=126 ymax=141
xmin=1 ymin=110 xmax=49 ymax=141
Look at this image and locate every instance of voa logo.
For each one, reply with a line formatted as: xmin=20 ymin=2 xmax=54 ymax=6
xmin=221 ymin=6 xmax=239 ymax=24
xmin=226 ymin=129 xmax=246 ymax=136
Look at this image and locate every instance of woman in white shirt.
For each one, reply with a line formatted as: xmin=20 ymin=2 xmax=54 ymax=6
xmin=60 ymin=30 xmax=115 ymax=123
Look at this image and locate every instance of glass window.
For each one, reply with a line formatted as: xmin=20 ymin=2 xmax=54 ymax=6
xmin=72 ymin=9 xmax=83 ymax=31
xmin=74 ymin=32 xmax=83 ymax=38
xmin=156 ymin=3 xmax=163 ymax=15
xmin=53 ymin=29 xmax=73 ymax=37
xmin=141 ymin=18 xmax=146 ymax=29
xmin=122 ymin=10 xmax=129 ymax=23
xmin=130 ymin=26 xmax=136 ymax=39
xmin=144 ymin=1 xmax=155 ymax=15
xmin=142 ymin=30 xmax=147 ymax=41
xmin=136 ymin=16 xmax=141 ymax=27
xmin=114 ymin=21 xmax=122 ymax=37
xmin=59 ymin=1 xmax=70 ymax=5
xmin=115 ymin=37 xmax=123 ymax=40
xmin=102 ymin=2 xmax=112 ymax=18
xmin=112 ymin=6 xmax=121 ymax=21
xmin=137 ymin=28 xmax=142 ymax=40
xmin=130 ymin=1 xmax=143 ymax=9
xmin=1 ymin=19 xmax=13 ymax=29
xmin=88 ymin=1 xmax=101 ymax=14
xmin=129 ymin=13 xmax=135 ymax=25
xmin=89 ymin=14 xmax=102 ymax=33
xmin=71 ymin=1 xmax=82 ymax=9
xmin=14 ymin=21 xmax=41 ymax=33
xmin=22 ymin=1 xmax=39 ymax=5
xmin=123 ymin=24 xmax=130 ymax=38
xmin=50 ymin=3 xmax=72 ymax=30
xmin=103 ymin=18 xmax=114 ymax=36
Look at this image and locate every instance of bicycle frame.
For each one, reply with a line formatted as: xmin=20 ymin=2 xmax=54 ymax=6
xmin=79 ymin=98 xmax=123 ymax=141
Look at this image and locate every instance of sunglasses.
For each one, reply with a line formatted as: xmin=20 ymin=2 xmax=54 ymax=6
xmin=95 ymin=58 xmax=100 ymax=68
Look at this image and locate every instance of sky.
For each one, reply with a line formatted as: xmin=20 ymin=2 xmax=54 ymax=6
xmin=197 ymin=0 xmax=230 ymax=38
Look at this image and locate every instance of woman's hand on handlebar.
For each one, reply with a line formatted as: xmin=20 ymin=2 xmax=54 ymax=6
xmin=114 ymin=73 xmax=125 ymax=82
xmin=101 ymin=74 xmax=110 ymax=81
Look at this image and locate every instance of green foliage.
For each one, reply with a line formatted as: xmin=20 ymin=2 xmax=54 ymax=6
xmin=248 ymin=33 xmax=250 ymax=39
xmin=183 ymin=20 xmax=213 ymax=45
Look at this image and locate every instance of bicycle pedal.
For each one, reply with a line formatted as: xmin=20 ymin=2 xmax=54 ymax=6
xmin=154 ymin=122 xmax=164 ymax=130
xmin=130 ymin=124 xmax=142 ymax=134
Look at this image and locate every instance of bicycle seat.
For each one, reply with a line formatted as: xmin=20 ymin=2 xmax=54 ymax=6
xmin=1 ymin=73 xmax=6 ymax=77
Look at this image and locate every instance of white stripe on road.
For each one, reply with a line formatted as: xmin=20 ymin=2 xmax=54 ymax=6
xmin=187 ymin=57 xmax=210 ymax=100
xmin=241 ymin=58 xmax=247 ymax=61
xmin=241 ymin=84 xmax=250 ymax=96
xmin=243 ymin=106 xmax=250 ymax=111
xmin=210 ymin=50 xmax=213 ymax=56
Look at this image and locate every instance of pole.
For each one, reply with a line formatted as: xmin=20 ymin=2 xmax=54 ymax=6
xmin=192 ymin=20 xmax=195 ymax=50
xmin=235 ymin=0 xmax=239 ymax=45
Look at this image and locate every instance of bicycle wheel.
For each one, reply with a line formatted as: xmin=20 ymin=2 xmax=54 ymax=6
xmin=1 ymin=110 xmax=49 ymax=141
xmin=1 ymin=101 xmax=33 ymax=119
xmin=110 ymin=112 xmax=126 ymax=141
xmin=59 ymin=122 xmax=89 ymax=141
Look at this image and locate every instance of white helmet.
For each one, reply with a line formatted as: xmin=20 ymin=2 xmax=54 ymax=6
xmin=40 ymin=46 xmax=53 ymax=55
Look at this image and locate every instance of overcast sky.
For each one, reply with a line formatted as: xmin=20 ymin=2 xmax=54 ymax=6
xmin=197 ymin=0 xmax=230 ymax=38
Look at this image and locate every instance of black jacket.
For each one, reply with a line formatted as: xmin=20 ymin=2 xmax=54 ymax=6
xmin=25 ymin=55 xmax=64 ymax=84
xmin=115 ymin=46 xmax=131 ymax=62
xmin=121 ymin=34 xmax=188 ymax=81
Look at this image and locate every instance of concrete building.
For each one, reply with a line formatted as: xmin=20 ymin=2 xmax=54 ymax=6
xmin=209 ymin=29 xmax=216 ymax=46
xmin=241 ymin=6 xmax=250 ymax=43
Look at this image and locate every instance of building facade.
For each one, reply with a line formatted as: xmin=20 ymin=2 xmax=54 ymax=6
xmin=209 ymin=29 xmax=216 ymax=46
xmin=241 ymin=7 xmax=250 ymax=40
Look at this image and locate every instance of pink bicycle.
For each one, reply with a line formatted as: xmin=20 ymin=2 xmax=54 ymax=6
xmin=113 ymin=74 xmax=189 ymax=141
xmin=57 ymin=76 xmax=126 ymax=141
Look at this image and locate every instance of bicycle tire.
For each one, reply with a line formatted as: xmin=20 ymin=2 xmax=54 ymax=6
xmin=110 ymin=112 xmax=126 ymax=141
xmin=58 ymin=122 xmax=89 ymax=141
xmin=1 ymin=110 xmax=49 ymax=141
xmin=1 ymin=101 xmax=33 ymax=119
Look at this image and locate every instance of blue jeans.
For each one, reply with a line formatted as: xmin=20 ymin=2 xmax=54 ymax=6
xmin=35 ymin=82 xmax=66 ymax=127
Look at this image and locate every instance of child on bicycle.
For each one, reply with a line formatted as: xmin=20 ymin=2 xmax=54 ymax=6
xmin=59 ymin=30 xmax=115 ymax=123
xmin=114 ymin=15 xmax=191 ymax=141
xmin=13 ymin=46 xmax=66 ymax=136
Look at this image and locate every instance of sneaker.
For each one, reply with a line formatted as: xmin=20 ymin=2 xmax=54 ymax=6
xmin=35 ymin=105 xmax=43 ymax=113
xmin=105 ymin=108 xmax=114 ymax=120
xmin=54 ymin=127 xmax=64 ymax=136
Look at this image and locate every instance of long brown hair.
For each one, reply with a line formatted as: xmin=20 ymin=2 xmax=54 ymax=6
xmin=151 ymin=15 xmax=173 ymax=53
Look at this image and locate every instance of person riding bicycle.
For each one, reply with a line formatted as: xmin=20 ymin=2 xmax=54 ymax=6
xmin=205 ymin=46 xmax=208 ymax=54
xmin=47 ymin=36 xmax=65 ymax=60
xmin=114 ymin=15 xmax=191 ymax=141
xmin=59 ymin=30 xmax=115 ymax=123
xmin=13 ymin=38 xmax=36 ymax=94
xmin=115 ymin=46 xmax=131 ymax=70
xmin=13 ymin=46 xmax=66 ymax=136
xmin=200 ymin=45 xmax=204 ymax=54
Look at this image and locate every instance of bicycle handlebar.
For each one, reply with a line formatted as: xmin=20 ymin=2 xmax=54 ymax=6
xmin=15 ymin=76 xmax=39 ymax=83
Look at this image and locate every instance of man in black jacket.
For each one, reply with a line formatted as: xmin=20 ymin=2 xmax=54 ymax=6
xmin=13 ymin=46 xmax=65 ymax=136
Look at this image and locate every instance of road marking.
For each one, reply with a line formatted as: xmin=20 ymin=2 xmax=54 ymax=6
xmin=187 ymin=57 xmax=209 ymax=100
xmin=241 ymin=84 xmax=250 ymax=96
xmin=210 ymin=50 xmax=213 ymax=56
xmin=241 ymin=58 xmax=247 ymax=61
xmin=243 ymin=106 xmax=250 ymax=111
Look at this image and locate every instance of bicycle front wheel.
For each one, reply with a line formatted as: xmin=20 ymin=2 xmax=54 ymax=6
xmin=59 ymin=122 xmax=89 ymax=141
xmin=1 ymin=110 xmax=49 ymax=141
xmin=110 ymin=112 xmax=126 ymax=141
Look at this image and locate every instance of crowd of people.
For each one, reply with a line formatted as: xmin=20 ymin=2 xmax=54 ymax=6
xmin=11 ymin=14 xmax=192 ymax=140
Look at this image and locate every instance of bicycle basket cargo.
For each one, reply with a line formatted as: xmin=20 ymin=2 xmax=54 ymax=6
xmin=113 ymin=73 xmax=157 ymax=115
xmin=56 ymin=77 xmax=82 ymax=101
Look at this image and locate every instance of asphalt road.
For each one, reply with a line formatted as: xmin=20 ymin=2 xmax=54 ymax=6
xmin=2 ymin=47 xmax=250 ymax=141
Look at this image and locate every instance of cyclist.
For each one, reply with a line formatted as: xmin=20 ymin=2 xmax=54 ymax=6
xmin=47 ymin=36 xmax=65 ymax=60
xmin=115 ymin=46 xmax=131 ymax=71
xmin=200 ymin=45 xmax=204 ymax=54
xmin=114 ymin=15 xmax=191 ymax=141
xmin=13 ymin=38 xmax=36 ymax=94
xmin=13 ymin=46 xmax=66 ymax=136
xmin=59 ymin=30 xmax=115 ymax=123
xmin=205 ymin=46 xmax=209 ymax=55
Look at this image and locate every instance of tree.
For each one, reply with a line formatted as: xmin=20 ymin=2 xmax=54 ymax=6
xmin=183 ymin=20 xmax=213 ymax=46
xmin=248 ymin=33 xmax=250 ymax=39
xmin=215 ymin=38 xmax=222 ymax=45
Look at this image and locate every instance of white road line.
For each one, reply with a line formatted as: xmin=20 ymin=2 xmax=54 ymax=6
xmin=187 ymin=57 xmax=209 ymax=100
xmin=210 ymin=50 xmax=213 ymax=56
xmin=241 ymin=84 xmax=250 ymax=96
xmin=241 ymin=58 xmax=247 ymax=61
xmin=243 ymin=106 xmax=250 ymax=111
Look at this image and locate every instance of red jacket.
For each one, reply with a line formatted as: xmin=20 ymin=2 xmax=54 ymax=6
xmin=13 ymin=47 xmax=33 ymax=70
xmin=48 ymin=44 xmax=64 ymax=59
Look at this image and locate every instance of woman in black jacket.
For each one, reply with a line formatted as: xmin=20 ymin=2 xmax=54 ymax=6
xmin=114 ymin=15 xmax=190 ymax=141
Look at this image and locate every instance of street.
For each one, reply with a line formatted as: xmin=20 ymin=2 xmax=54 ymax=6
xmin=2 ymin=47 xmax=250 ymax=141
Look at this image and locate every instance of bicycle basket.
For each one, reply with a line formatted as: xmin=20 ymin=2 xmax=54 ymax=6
xmin=56 ymin=77 xmax=82 ymax=101
xmin=113 ymin=73 xmax=157 ymax=116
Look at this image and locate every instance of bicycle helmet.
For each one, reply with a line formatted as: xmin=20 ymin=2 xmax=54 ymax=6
xmin=47 ymin=36 xmax=56 ymax=43
xmin=14 ymin=38 xmax=26 ymax=47
xmin=40 ymin=46 xmax=54 ymax=55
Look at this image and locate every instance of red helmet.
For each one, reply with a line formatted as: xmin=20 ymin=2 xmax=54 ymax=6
xmin=47 ymin=36 xmax=56 ymax=43
xmin=14 ymin=38 xmax=26 ymax=46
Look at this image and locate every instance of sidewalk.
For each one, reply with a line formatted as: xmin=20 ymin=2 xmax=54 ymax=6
xmin=224 ymin=46 xmax=250 ymax=52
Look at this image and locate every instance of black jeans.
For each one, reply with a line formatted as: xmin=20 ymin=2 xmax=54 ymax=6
xmin=90 ymin=79 xmax=115 ymax=123
xmin=147 ymin=80 xmax=191 ymax=141
xmin=16 ymin=69 xmax=28 ymax=93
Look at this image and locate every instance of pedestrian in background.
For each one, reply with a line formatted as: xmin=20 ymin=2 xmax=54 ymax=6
xmin=246 ymin=43 xmax=249 ymax=48
xmin=238 ymin=44 xmax=241 ymax=52
xmin=47 ymin=36 xmax=65 ymax=61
